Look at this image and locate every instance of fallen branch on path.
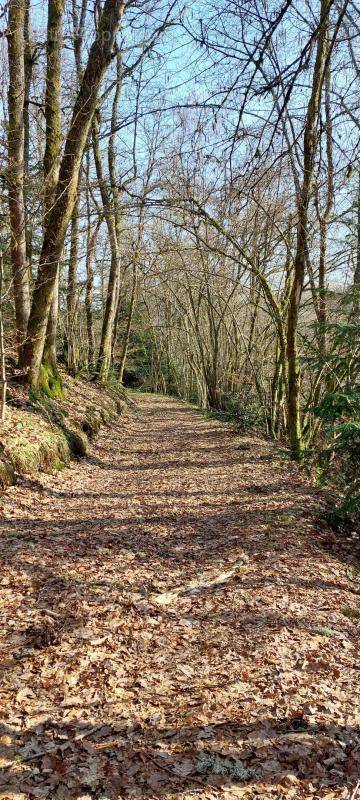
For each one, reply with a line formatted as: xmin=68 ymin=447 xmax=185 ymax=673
xmin=144 ymin=555 xmax=249 ymax=606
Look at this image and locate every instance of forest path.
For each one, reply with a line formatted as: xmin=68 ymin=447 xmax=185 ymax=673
xmin=0 ymin=393 xmax=359 ymax=800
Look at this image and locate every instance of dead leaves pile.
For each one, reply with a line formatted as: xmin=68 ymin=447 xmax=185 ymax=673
xmin=0 ymin=394 xmax=359 ymax=799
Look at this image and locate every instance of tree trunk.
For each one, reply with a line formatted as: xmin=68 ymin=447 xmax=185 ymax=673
xmin=84 ymin=148 xmax=98 ymax=371
xmin=286 ymin=0 xmax=331 ymax=459
xmin=92 ymin=111 xmax=121 ymax=382
xmin=85 ymin=224 xmax=97 ymax=371
xmin=93 ymin=50 xmax=123 ymax=382
xmin=0 ymin=254 xmax=7 ymax=423
xmin=22 ymin=0 xmax=124 ymax=388
xmin=24 ymin=0 xmax=34 ymax=270
xmin=118 ymin=263 xmax=138 ymax=383
xmin=42 ymin=0 xmax=64 ymax=373
xmin=315 ymin=53 xmax=334 ymax=366
xmin=354 ymin=172 xmax=360 ymax=313
xmin=66 ymin=195 xmax=79 ymax=373
xmin=7 ymin=0 xmax=30 ymax=361
xmin=23 ymin=0 xmax=31 ymax=179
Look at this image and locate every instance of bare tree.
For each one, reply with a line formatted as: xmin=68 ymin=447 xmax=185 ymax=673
xmin=42 ymin=0 xmax=64 ymax=374
xmin=7 ymin=0 xmax=30 ymax=360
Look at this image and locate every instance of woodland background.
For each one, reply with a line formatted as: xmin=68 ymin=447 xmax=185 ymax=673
xmin=0 ymin=0 xmax=359 ymax=518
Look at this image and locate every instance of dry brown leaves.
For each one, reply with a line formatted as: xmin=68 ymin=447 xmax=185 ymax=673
xmin=0 ymin=394 xmax=359 ymax=800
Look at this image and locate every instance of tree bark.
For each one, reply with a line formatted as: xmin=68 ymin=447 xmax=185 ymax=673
xmin=92 ymin=110 xmax=121 ymax=382
xmin=354 ymin=172 xmax=360 ymax=312
xmin=66 ymin=195 xmax=79 ymax=373
xmin=85 ymin=221 xmax=98 ymax=371
xmin=0 ymin=254 xmax=7 ymax=422
xmin=42 ymin=0 xmax=64 ymax=371
xmin=7 ymin=0 xmax=30 ymax=361
xmin=118 ymin=263 xmax=138 ymax=383
xmin=94 ymin=50 xmax=123 ymax=382
xmin=286 ymin=0 xmax=331 ymax=459
xmin=24 ymin=0 xmax=34 ymax=270
xmin=315 ymin=53 xmax=334 ymax=364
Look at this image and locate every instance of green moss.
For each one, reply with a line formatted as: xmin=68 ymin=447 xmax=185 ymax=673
xmin=116 ymin=399 xmax=127 ymax=415
xmin=37 ymin=363 xmax=64 ymax=400
xmin=61 ymin=421 xmax=88 ymax=457
xmin=83 ymin=405 xmax=102 ymax=436
xmin=9 ymin=423 xmax=70 ymax=474
xmin=0 ymin=373 xmax=127 ymax=485
xmin=343 ymin=606 xmax=360 ymax=620
xmin=99 ymin=403 xmax=113 ymax=423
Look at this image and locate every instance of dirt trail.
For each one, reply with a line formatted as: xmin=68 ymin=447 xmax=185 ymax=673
xmin=0 ymin=393 xmax=359 ymax=799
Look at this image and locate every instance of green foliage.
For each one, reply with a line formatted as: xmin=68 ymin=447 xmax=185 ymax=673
xmin=315 ymin=395 xmax=360 ymax=520
xmin=312 ymin=289 xmax=360 ymax=523
xmin=315 ymin=391 xmax=360 ymax=419
xmin=120 ymin=329 xmax=153 ymax=387
xmin=220 ymin=391 xmax=265 ymax=433
xmin=121 ymin=326 xmax=179 ymax=395
xmin=53 ymin=459 xmax=66 ymax=471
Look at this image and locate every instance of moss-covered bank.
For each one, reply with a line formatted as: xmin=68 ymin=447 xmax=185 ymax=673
xmin=0 ymin=373 xmax=127 ymax=488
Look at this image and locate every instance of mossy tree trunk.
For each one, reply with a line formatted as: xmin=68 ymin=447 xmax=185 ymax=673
xmin=22 ymin=0 xmax=125 ymax=389
xmin=42 ymin=0 xmax=64 ymax=375
xmin=62 ymin=0 xmax=86 ymax=376
xmin=7 ymin=0 xmax=30 ymax=362
xmin=286 ymin=0 xmax=331 ymax=459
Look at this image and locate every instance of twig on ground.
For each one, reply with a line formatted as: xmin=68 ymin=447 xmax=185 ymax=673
xmin=350 ymin=780 xmax=360 ymax=800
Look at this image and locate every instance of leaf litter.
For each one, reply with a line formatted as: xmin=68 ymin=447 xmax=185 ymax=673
xmin=0 ymin=393 xmax=359 ymax=799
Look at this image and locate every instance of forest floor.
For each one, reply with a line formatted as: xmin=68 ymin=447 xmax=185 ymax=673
xmin=0 ymin=393 xmax=359 ymax=800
